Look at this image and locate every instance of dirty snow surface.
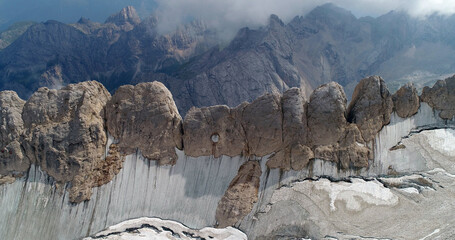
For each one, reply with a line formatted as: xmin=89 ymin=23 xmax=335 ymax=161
xmin=84 ymin=217 xmax=247 ymax=240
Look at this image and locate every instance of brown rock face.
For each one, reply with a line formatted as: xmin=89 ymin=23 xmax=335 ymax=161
xmin=215 ymin=161 xmax=261 ymax=228
xmin=106 ymin=82 xmax=183 ymax=165
xmin=337 ymin=124 xmax=370 ymax=168
xmin=347 ymin=76 xmax=393 ymax=142
xmin=392 ymin=83 xmax=420 ymax=118
xmin=282 ymin=88 xmax=307 ymax=147
xmin=22 ymin=81 xmax=113 ymax=202
xmin=266 ymin=88 xmax=311 ymax=170
xmin=307 ymin=82 xmax=348 ymax=146
xmin=421 ymin=75 xmax=455 ymax=120
xmin=0 ymin=91 xmax=28 ymax=177
xmin=290 ymin=144 xmax=314 ymax=171
xmin=241 ymin=93 xmax=282 ymax=156
xmin=183 ymin=105 xmax=246 ymax=158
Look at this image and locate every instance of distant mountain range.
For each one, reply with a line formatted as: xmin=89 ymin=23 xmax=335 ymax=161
xmin=1 ymin=3 xmax=454 ymax=114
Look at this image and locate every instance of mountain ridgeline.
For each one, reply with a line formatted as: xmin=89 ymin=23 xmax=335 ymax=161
xmin=1 ymin=4 xmax=455 ymax=114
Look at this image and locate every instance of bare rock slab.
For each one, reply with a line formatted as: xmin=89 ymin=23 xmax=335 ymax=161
xmin=106 ymin=82 xmax=183 ymax=165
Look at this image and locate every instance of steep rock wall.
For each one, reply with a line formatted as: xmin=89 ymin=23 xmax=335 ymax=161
xmin=0 ymin=75 xmax=454 ymax=239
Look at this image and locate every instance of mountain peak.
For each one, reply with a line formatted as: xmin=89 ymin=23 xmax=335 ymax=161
xmin=105 ymin=6 xmax=141 ymax=26
xmin=306 ymin=3 xmax=356 ymax=22
xmin=269 ymin=14 xmax=285 ymax=27
xmin=77 ymin=17 xmax=92 ymax=25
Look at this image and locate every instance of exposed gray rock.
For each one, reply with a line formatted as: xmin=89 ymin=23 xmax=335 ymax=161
xmin=106 ymin=82 xmax=183 ymax=165
xmin=267 ymin=88 xmax=310 ymax=170
xmin=241 ymin=93 xmax=282 ymax=156
xmin=105 ymin=6 xmax=141 ymax=30
xmin=306 ymin=82 xmax=371 ymax=169
xmin=337 ymin=124 xmax=370 ymax=168
xmin=307 ymin=82 xmax=348 ymax=146
xmin=22 ymin=81 xmax=114 ymax=203
xmin=39 ymin=65 xmax=64 ymax=90
xmin=290 ymin=144 xmax=314 ymax=171
xmin=183 ymin=105 xmax=246 ymax=158
xmin=392 ymin=83 xmax=420 ymax=118
xmin=216 ymin=161 xmax=261 ymax=228
xmin=0 ymin=91 xmax=27 ymax=177
xmin=347 ymin=76 xmax=393 ymax=142
xmin=420 ymin=75 xmax=455 ymax=120
xmin=282 ymin=88 xmax=307 ymax=147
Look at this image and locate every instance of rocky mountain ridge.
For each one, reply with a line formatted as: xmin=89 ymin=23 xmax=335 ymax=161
xmin=1 ymin=4 xmax=455 ymax=114
xmin=0 ymin=74 xmax=453 ymax=204
xmin=0 ymin=74 xmax=454 ymax=239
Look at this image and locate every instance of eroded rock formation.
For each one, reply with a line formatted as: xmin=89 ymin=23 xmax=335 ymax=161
xmin=0 ymin=91 xmax=27 ymax=177
xmin=0 ymin=74 xmax=454 ymax=204
xmin=242 ymin=93 xmax=283 ymax=156
xmin=268 ymin=88 xmax=312 ymax=171
xmin=215 ymin=161 xmax=261 ymax=228
xmin=106 ymin=82 xmax=183 ymax=165
xmin=183 ymin=105 xmax=246 ymax=158
xmin=392 ymin=83 xmax=420 ymax=118
xmin=347 ymin=76 xmax=393 ymax=142
xmin=21 ymin=81 xmax=117 ymax=202
xmin=308 ymin=82 xmax=348 ymax=146
xmin=421 ymin=75 xmax=455 ymax=120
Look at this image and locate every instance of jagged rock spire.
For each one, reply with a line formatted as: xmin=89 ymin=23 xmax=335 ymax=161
xmin=105 ymin=6 xmax=141 ymax=26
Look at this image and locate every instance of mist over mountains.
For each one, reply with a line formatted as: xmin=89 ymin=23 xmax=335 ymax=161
xmin=1 ymin=3 xmax=455 ymax=114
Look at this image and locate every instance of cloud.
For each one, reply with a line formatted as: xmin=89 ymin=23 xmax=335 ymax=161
xmin=152 ymin=0 xmax=455 ymax=38
xmin=1 ymin=0 xmax=455 ymax=35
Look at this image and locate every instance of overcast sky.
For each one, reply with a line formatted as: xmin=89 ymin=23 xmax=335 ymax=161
xmin=1 ymin=0 xmax=455 ymax=32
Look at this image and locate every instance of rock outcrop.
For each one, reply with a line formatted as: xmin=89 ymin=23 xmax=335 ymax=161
xmin=105 ymin=6 xmax=141 ymax=30
xmin=267 ymin=88 xmax=312 ymax=170
xmin=106 ymin=82 xmax=183 ymax=165
xmin=420 ymin=75 xmax=455 ymax=120
xmin=242 ymin=93 xmax=283 ymax=156
xmin=308 ymin=82 xmax=348 ymax=146
xmin=0 ymin=91 xmax=27 ymax=177
xmin=347 ymin=76 xmax=393 ymax=142
xmin=22 ymin=81 xmax=116 ymax=202
xmin=336 ymin=124 xmax=370 ymax=168
xmin=307 ymin=82 xmax=370 ymax=168
xmin=281 ymin=88 xmax=308 ymax=146
xmin=392 ymin=83 xmax=420 ymax=118
xmin=0 ymin=74 xmax=451 ymax=203
xmin=183 ymin=105 xmax=246 ymax=158
xmin=216 ymin=161 xmax=261 ymax=228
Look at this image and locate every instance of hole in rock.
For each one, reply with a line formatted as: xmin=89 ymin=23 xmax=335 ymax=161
xmin=211 ymin=133 xmax=220 ymax=143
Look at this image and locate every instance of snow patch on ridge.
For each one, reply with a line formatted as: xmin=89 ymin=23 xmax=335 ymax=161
xmin=84 ymin=217 xmax=247 ymax=240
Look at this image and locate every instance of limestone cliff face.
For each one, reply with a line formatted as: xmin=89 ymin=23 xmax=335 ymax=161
xmin=347 ymin=76 xmax=393 ymax=142
xmin=421 ymin=75 xmax=455 ymax=119
xmin=22 ymin=81 xmax=117 ymax=202
xmin=0 ymin=91 xmax=27 ymax=178
xmin=0 ymin=74 xmax=454 ymax=211
xmin=0 ymin=76 xmax=454 ymax=240
xmin=392 ymin=83 xmax=420 ymax=118
xmin=242 ymin=93 xmax=283 ymax=156
xmin=267 ymin=88 xmax=311 ymax=171
xmin=307 ymin=82 xmax=370 ymax=168
xmin=183 ymin=105 xmax=246 ymax=158
xmin=216 ymin=161 xmax=261 ymax=228
xmin=308 ymin=82 xmax=348 ymax=146
xmin=106 ymin=82 xmax=183 ymax=165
